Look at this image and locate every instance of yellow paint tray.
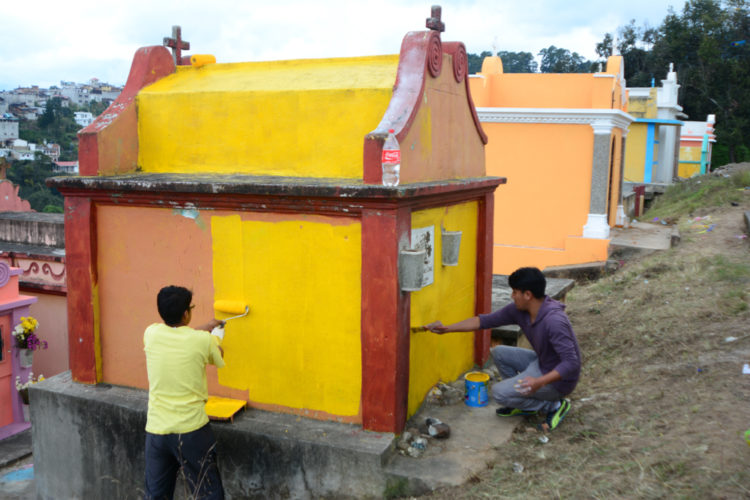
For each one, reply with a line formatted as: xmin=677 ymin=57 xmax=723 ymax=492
xmin=205 ymin=396 xmax=247 ymax=422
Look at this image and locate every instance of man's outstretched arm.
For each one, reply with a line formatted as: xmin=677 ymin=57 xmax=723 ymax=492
xmin=425 ymin=316 xmax=481 ymax=334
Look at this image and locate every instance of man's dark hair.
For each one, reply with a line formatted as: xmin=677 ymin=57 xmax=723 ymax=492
xmin=157 ymin=286 xmax=192 ymax=326
xmin=508 ymin=267 xmax=546 ymax=299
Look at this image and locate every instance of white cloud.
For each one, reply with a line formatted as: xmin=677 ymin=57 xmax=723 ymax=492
xmin=0 ymin=0 xmax=680 ymax=90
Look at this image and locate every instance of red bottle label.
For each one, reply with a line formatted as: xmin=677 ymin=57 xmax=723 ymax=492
xmin=382 ymin=150 xmax=401 ymax=163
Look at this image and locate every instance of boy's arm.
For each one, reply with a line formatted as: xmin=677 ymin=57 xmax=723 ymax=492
xmin=426 ymin=303 xmax=517 ymax=334
xmin=208 ymin=335 xmax=226 ymax=367
xmin=425 ymin=316 xmax=480 ymax=334
xmin=196 ymin=318 xmax=224 ymax=332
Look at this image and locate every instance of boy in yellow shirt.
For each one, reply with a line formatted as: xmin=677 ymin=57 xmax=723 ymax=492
xmin=143 ymin=286 xmax=225 ymax=499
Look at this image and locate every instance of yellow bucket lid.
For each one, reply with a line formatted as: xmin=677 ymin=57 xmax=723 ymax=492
xmin=465 ymin=371 xmax=490 ymax=383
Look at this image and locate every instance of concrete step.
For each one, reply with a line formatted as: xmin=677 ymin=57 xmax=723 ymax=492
xmin=29 ymin=369 xmax=519 ymax=498
xmin=609 ymin=220 xmax=680 ymax=259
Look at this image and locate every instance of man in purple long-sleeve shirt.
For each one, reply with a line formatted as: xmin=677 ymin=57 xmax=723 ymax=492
xmin=426 ymin=267 xmax=580 ymax=431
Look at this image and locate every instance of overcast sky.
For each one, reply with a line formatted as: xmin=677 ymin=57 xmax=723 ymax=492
xmin=0 ymin=0 xmax=683 ymax=91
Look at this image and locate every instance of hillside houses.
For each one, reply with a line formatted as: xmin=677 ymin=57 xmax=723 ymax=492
xmin=0 ymin=79 xmax=121 ymax=168
xmin=0 ymin=79 xmax=122 ymax=121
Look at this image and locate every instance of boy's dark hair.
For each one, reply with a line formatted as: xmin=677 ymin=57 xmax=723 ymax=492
xmin=508 ymin=267 xmax=546 ymax=299
xmin=157 ymin=286 xmax=192 ymax=326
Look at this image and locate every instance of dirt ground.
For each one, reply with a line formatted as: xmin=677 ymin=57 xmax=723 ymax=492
xmin=421 ymin=165 xmax=750 ymax=499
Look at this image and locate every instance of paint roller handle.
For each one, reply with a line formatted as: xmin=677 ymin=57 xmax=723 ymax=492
xmin=196 ymin=318 xmax=225 ymax=332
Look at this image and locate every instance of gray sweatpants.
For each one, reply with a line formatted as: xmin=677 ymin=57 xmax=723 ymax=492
xmin=490 ymin=345 xmax=561 ymax=414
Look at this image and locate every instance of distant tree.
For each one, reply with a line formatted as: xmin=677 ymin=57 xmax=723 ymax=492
xmin=6 ymin=157 xmax=68 ymax=212
xmin=28 ymin=189 xmax=64 ymax=213
xmin=468 ymin=50 xmax=540 ymax=74
xmin=497 ymin=51 xmax=538 ymax=72
xmin=538 ymin=45 xmax=592 ymax=73
xmin=600 ymin=0 xmax=750 ymax=163
xmin=75 ymin=100 xmax=110 ymax=117
xmin=20 ymin=97 xmax=79 ymax=160
xmin=596 ymin=21 xmax=658 ymax=86
xmin=595 ymin=33 xmax=614 ymax=60
xmin=17 ymin=125 xmax=43 ymax=146
xmin=42 ymin=204 xmax=64 ymax=214
xmin=468 ymin=51 xmax=493 ymax=74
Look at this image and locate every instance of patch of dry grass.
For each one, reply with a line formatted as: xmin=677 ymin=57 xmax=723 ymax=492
xmin=422 ymin=165 xmax=750 ymax=500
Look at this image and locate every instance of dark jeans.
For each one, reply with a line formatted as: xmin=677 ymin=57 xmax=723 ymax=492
xmin=144 ymin=423 xmax=224 ymax=500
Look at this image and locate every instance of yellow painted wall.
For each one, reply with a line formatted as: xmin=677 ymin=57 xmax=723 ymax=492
xmin=408 ymin=202 xmax=477 ymax=416
xmin=624 ymin=124 xmax=648 ymax=182
xmin=608 ymin=129 xmax=623 ymax=227
xmin=211 ymin=214 xmax=362 ymax=418
xmin=95 ymin=205 xmax=362 ymax=418
xmin=678 ymin=144 xmax=702 ymax=177
xmin=627 ymin=92 xmax=657 ymax=119
xmin=137 ymin=56 xmax=398 ymax=178
xmin=623 ymin=89 xmax=656 ymax=183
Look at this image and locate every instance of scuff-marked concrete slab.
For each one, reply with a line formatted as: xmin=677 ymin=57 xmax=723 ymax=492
xmin=610 ymin=220 xmax=679 ymax=252
xmin=385 ymin=401 xmax=517 ymax=491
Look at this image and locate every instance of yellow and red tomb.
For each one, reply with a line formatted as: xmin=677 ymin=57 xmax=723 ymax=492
xmin=51 ymin=16 xmax=504 ymax=432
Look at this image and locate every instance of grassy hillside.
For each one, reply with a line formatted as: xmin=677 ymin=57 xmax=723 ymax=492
xmin=425 ymin=164 xmax=750 ymax=499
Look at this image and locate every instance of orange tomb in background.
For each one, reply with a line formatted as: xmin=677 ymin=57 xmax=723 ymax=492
xmin=469 ymin=55 xmax=634 ymax=274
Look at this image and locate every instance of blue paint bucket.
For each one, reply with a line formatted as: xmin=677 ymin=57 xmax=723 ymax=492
xmin=464 ymin=371 xmax=490 ymax=407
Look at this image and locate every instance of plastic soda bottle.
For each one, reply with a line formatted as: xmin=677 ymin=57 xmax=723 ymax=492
xmin=381 ymin=129 xmax=401 ymax=186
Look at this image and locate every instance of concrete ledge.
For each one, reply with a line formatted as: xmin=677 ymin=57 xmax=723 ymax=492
xmin=543 ymin=260 xmax=620 ymax=282
xmin=0 ymin=429 xmax=31 ymax=469
xmin=0 ymin=212 xmax=64 ymax=248
xmin=47 ymin=173 xmax=504 ymax=200
xmin=30 ymin=372 xmax=397 ymax=499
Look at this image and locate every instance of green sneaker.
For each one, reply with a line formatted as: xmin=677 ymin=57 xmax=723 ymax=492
xmin=542 ymin=399 xmax=571 ymax=431
xmin=496 ymin=407 xmax=538 ymax=417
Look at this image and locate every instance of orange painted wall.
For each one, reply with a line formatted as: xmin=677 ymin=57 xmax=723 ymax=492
xmin=608 ymin=128 xmax=624 ymax=227
xmin=484 ymin=122 xmax=593 ymax=249
xmin=474 ymin=71 xmax=624 ymax=111
xmin=96 ymin=205 xmax=245 ymax=400
xmin=487 ymin=74 xmax=601 ymax=108
xmin=470 ymin=55 xmax=627 ymax=273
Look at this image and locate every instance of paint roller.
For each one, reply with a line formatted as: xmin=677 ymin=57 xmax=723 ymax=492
xmin=210 ymin=300 xmax=249 ymax=342
xmin=214 ymin=300 xmax=249 ymax=320
xmin=190 ymin=54 xmax=216 ymax=67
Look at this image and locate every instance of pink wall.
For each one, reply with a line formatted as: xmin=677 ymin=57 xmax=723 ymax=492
xmin=0 ymin=181 xmax=32 ymax=212
xmin=27 ymin=293 xmax=68 ymax=377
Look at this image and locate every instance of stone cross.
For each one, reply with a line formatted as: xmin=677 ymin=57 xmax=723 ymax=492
xmin=163 ymin=25 xmax=190 ymax=65
xmin=426 ymin=5 xmax=445 ymax=32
